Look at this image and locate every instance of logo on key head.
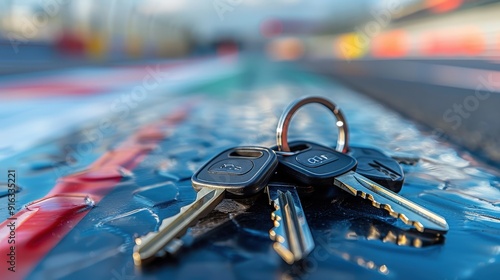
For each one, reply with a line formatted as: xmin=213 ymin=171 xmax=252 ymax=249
xmin=295 ymin=150 xmax=339 ymax=168
xmin=219 ymin=163 xmax=242 ymax=171
xmin=208 ymin=159 xmax=254 ymax=175
xmin=307 ymin=154 xmax=330 ymax=165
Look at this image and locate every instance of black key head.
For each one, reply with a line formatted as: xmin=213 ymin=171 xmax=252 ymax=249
xmin=274 ymin=141 xmax=357 ymax=187
xmin=192 ymin=146 xmax=278 ymax=196
xmin=349 ymin=146 xmax=405 ymax=193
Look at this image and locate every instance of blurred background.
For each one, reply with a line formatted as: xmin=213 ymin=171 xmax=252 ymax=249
xmin=0 ymin=0 xmax=499 ymax=164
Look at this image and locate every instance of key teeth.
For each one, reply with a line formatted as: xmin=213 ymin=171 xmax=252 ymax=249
xmin=269 ymin=202 xmax=284 ymax=242
xmin=354 ymin=184 xmax=426 ymax=233
xmin=333 ymin=172 xmax=448 ymax=233
xmin=272 ymin=243 xmax=295 ymax=265
xmin=270 ymin=205 xmax=294 ymax=264
xmin=269 ymin=190 xmax=315 ymax=264
xmin=133 ymin=239 xmax=183 ymax=266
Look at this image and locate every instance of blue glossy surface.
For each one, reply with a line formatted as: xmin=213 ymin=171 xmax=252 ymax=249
xmin=0 ymin=58 xmax=499 ymax=279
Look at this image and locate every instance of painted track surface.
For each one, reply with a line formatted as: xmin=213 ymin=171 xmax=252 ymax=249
xmin=0 ymin=57 xmax=499 ymax=279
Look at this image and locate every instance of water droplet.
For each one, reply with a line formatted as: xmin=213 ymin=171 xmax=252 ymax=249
xmin=68 ymin=166 xmax=134 ymax=181
xmin=84 ymin=196 xmax=95 ymax=208
xmin=157 ymin=169 xmax=193 ymax=181
xmin=97 ymin=208 xmax=159 ymax=235
xmin=133 ymin=182 xmax=179 ymax=207
xmin=25 ymin=194 xmax=96 ymax=212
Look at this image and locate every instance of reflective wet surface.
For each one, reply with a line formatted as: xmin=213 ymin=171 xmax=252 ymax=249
xmin=1 ymin=58 xmax=499 ymax=279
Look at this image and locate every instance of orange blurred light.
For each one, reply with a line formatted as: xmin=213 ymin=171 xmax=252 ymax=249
xmin=267 ymin=37 xmax=304 ymax=61
xmin=435 ymin=29 xmax=462 ymax=56
xmin=461 ymin=27 xmax=485 ymax=56
xmin=427 ymin=0 xmax=462 ymax=13
xmin=421 ymin=32 xmax=438 ymax=56
xmin=498 ymin=34 xmax=500 ymax=54
xmin=420 ymin=27 xmax=485 ymax=57
xmin=371 ymin=30 xmax=409 ymax=58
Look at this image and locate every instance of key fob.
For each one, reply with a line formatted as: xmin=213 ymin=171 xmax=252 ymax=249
xmin=192 ymin=146 xmax=278 ymax=196
xmin=349 ymin=146 xmax=405 ymax=193
xmin=274 ymin=141 xmax=357 ymax=187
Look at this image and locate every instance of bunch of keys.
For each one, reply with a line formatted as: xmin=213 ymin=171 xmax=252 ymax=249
xmin=133 ymin=96 xmax=449 ymax=266
xmin=269 ymin=96 xmax=448 ymax=263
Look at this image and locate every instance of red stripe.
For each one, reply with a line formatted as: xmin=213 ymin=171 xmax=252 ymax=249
xmin=0 ymin=59 xmax=206 ymax=99
xmin=0 ymin=104 xmax=191 ymax=279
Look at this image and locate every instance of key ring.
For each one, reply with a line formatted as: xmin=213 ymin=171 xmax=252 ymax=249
xmin=276 ymin=96 xmax=349 ymax=154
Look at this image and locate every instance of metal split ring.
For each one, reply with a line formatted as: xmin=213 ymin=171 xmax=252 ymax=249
xmin=276 ymin=96 xmax=349 ymax=154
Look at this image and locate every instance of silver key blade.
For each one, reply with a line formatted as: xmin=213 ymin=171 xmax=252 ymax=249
xmin=133 ymin=187 xmax=225 ymax=266
xmin=268 ymin=184 xmax=315 ymax=264
xmin=334 ymin=171 xmax=449 ymax=234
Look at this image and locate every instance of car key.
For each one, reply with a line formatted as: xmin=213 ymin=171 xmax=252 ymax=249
xmin=277 ymin=95 xmax=411 ymax=193
xmin=266 ymin=179 xmax=315 ymax=264
xmin=277 ymin=141 xmax=449 ymax=235
xmin=348 ymin=146 xmax=405 ymax=193
xmin=133 ymin=146 xmax=278 ymax=266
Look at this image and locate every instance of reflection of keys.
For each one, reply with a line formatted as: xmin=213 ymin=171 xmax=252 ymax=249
xmin=133 ymin=146 xmax=278 ymax=266
xmin=276 ymin=141 xmax=449 ymax=235
xmin=267 ymin=181 xmax=314 ymax=264
xmin=347 ymin=219 xmax=445 ymax=248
